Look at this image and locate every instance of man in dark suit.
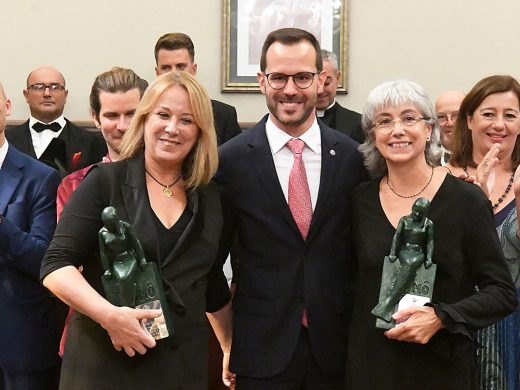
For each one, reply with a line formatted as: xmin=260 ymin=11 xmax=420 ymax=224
xmin=0 ymin=82 xmax=62 ymax=389
xmin=154 ymin=33 xmax=242 ymax=145
xmin=6 ymin=66 xmax=107 ymax=177
xmin=316 ymin=49 xmax=365 ymax=143
xmin=210 ymin=28 xmax=368 ymax=389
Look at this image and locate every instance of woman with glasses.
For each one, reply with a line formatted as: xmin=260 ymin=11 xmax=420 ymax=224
xmin=346 ymin=79 xmax=516 ymax=390
xmin=447 ymin=75 xmax=520 ymax=390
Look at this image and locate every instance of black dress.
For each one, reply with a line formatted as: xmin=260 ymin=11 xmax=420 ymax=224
xmin=346 ymin=175 xmax=517 ymax=390
xmin=40 ymin=154 xmax=230 ymax=390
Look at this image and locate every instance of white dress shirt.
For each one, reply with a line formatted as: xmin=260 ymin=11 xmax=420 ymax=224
xmin=265 ymin=116 xmax=322 ymax=211
xmin=29 ymin=116 xmax=66 ymax=158
xmin=0 ymin=140 xmax=8 ymax=170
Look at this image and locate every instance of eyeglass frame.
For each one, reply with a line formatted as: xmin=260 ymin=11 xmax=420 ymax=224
xmin=263 ymin=72 xmax=317 ymax=90
xmin=372 ymin=115 xmax=432 ymax=134
xmin=27 ymin=83 xmax=66 ymax=92
xmin=437 ymin=112 xmax=458 ymax=125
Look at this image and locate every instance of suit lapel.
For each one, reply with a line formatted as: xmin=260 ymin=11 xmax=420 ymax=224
xmin=307 ymin=125 xmax=341 ymax=242
xmin=13 ymin=122 xmax=37 ymax=158
xmin=120 ymin=154 xmax=160 ymax=264
xmin=0 ymin=146 xmax=23 ymax=215
xmin=59 ymin=120 xmax=85 ymax=169
xmin=247 ymin=120 xmax=301 ymax=237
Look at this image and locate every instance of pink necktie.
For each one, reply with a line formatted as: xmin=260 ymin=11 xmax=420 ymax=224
xmin=287 ymin=139 xmax=312 ymax=327
xmin=287 ymin=139 xmax=312 ymax=240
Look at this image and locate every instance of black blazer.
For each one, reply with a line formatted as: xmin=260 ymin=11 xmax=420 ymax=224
xmin=6 ymin=119 xmax=107 ymax=174
xmin=320 ymin=101 xmax=365 ymax=143
xmin=41 ymin=154 xmax=228 ymax=389
xmin=215 ymin=116 xmax=369 ymax=378
xmin=211 ymin=99 xmax=242 ymax=145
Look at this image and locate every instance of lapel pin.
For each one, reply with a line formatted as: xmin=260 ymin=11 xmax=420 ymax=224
xmin=330 ymin=149 xmax=336 ymax=156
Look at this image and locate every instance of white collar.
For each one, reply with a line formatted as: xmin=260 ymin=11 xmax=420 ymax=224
xmin=29 ymin=115 xmax=66 ymax=130
xmin=265 ymin=116 xmax=321 ymax=155
xmin=0 ymin=140 xmax=9 ymax=170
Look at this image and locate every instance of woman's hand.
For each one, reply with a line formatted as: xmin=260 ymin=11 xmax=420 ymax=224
xmin=222 ymin=352 xmax=236 ymax=389
xmin=384 ymin=305 xmax=443 ymax=344
xmin=100 ymin=306 xmax=162 ymax=357
xmin=474 ymin=143 xmax=500 ymax=197
xmin=513 ymin=163 xmax=520 ymax=197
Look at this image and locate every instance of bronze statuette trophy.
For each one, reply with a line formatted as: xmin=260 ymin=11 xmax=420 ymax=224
xmin=372 ymin=198 xmax=437 ymax=329
xmin=99 ymin=206 xmax=174 ymax=339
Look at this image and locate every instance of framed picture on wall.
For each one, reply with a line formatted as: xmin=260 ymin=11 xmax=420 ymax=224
xmin=221 ymin=0 xmax=350 ymax=93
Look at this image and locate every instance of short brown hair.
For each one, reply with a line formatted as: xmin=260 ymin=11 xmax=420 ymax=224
xmin=451 ymin=75 xmax=520 ymax=169
xmin=260 ymin=28 xmax=322 ymax=72
xmin=154 ymin=33 xmax=195 ymax=64
xmin=90 ymin=67 xmax=148 ymax=118
xmin=118 ymin=72 xmax=217 ymax=188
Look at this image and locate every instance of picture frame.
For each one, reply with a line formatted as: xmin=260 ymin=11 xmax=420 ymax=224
xmin=221 ymin=0 xmax=350 ymax=93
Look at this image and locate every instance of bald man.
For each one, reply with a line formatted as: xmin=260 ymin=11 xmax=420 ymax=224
xmin=435 ymin=90 xmax=465 ymax=165
xmin=6 ymin=66 xmax=107 ymax=177
xmin=0 ymin=82 xmax=62 ymax=389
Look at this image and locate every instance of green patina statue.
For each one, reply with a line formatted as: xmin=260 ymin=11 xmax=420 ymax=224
xmin=99 ymin=206 xmax=173 ymax=339
xmin=372 ymin=198 xmax=437 ymax=329
xmin=99 ymin=206 xmax=146 ymax=307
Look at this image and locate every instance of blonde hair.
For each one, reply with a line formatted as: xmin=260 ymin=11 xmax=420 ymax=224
xmin=118 ymin=71 xmax=217 ymax=188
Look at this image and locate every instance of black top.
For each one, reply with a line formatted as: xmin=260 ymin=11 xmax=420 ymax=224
xmin=152 ymin=205 xmax=192 ymax=260
xmin=40 ymin=154 xmax=226 ymax=390
xmin=346 ymin=174 xmax=517 ymax=390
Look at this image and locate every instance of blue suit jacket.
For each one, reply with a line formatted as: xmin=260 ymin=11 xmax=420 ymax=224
xmin=0 ymin=144 xmax=61 ymax=375
xmin=215 ymin=116 xmax=369 ymax=378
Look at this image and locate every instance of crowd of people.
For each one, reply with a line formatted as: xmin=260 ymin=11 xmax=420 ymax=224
xmin=0 ymin=27 xmax=518 ymax=390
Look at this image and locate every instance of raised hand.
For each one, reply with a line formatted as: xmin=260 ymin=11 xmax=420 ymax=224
xmin=475 ymin=143 xmax=500 ymax=198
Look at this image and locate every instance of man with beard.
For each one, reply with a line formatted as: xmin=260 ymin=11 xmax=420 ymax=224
xmin=209 ymin=28 xmax=368 ymax=389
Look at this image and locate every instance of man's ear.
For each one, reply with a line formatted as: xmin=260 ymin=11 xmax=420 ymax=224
xmin=4 ymin=98 xmax=11 ymax=116
xmin=317 ymin=70 xmax=327 ymax=94
xmin=23 ymin=89 xmax=29 ymax=103
xmin=257 ymin=72 xmax=267 ymax=95
xmin=91 ymin=111 xmax=101 ymax=128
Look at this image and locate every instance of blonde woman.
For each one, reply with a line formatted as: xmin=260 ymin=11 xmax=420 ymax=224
xmin=41 ymin=72 xmax=231 ymax=390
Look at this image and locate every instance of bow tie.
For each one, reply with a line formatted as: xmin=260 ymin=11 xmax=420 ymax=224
xmin=33 ymin=122 xmax=62 ymax=133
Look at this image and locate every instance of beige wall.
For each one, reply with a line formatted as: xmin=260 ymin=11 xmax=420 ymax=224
xmin=3 ymin=0 xmax=520 ymax=123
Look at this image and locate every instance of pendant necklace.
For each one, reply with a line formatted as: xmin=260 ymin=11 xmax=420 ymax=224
xmin=145 ymin=169 xmax=182 ymax=198
xmin=387 ymin=165 xmax=434 ymax=199
xmin=463 ymin=166 xmax=514 ymax=209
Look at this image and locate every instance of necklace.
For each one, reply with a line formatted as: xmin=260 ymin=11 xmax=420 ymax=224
xmin=145 ymin=169 xmax=182 ymax=198
xmin=463 ymin=166 xmax=514 ymax=209
xmin=386 ymin=165 xmax=434 ymax=199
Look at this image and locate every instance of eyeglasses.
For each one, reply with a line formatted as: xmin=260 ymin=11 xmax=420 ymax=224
xmin=264 ymin=72 xmax=316 ymax=90
xmin=437 ymin=112 xmax=458 ymax=125
xmin=27 ymin=83 xmax=65 ymax=92
xmin=373 ymin=115 xmax=429 ymax=133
